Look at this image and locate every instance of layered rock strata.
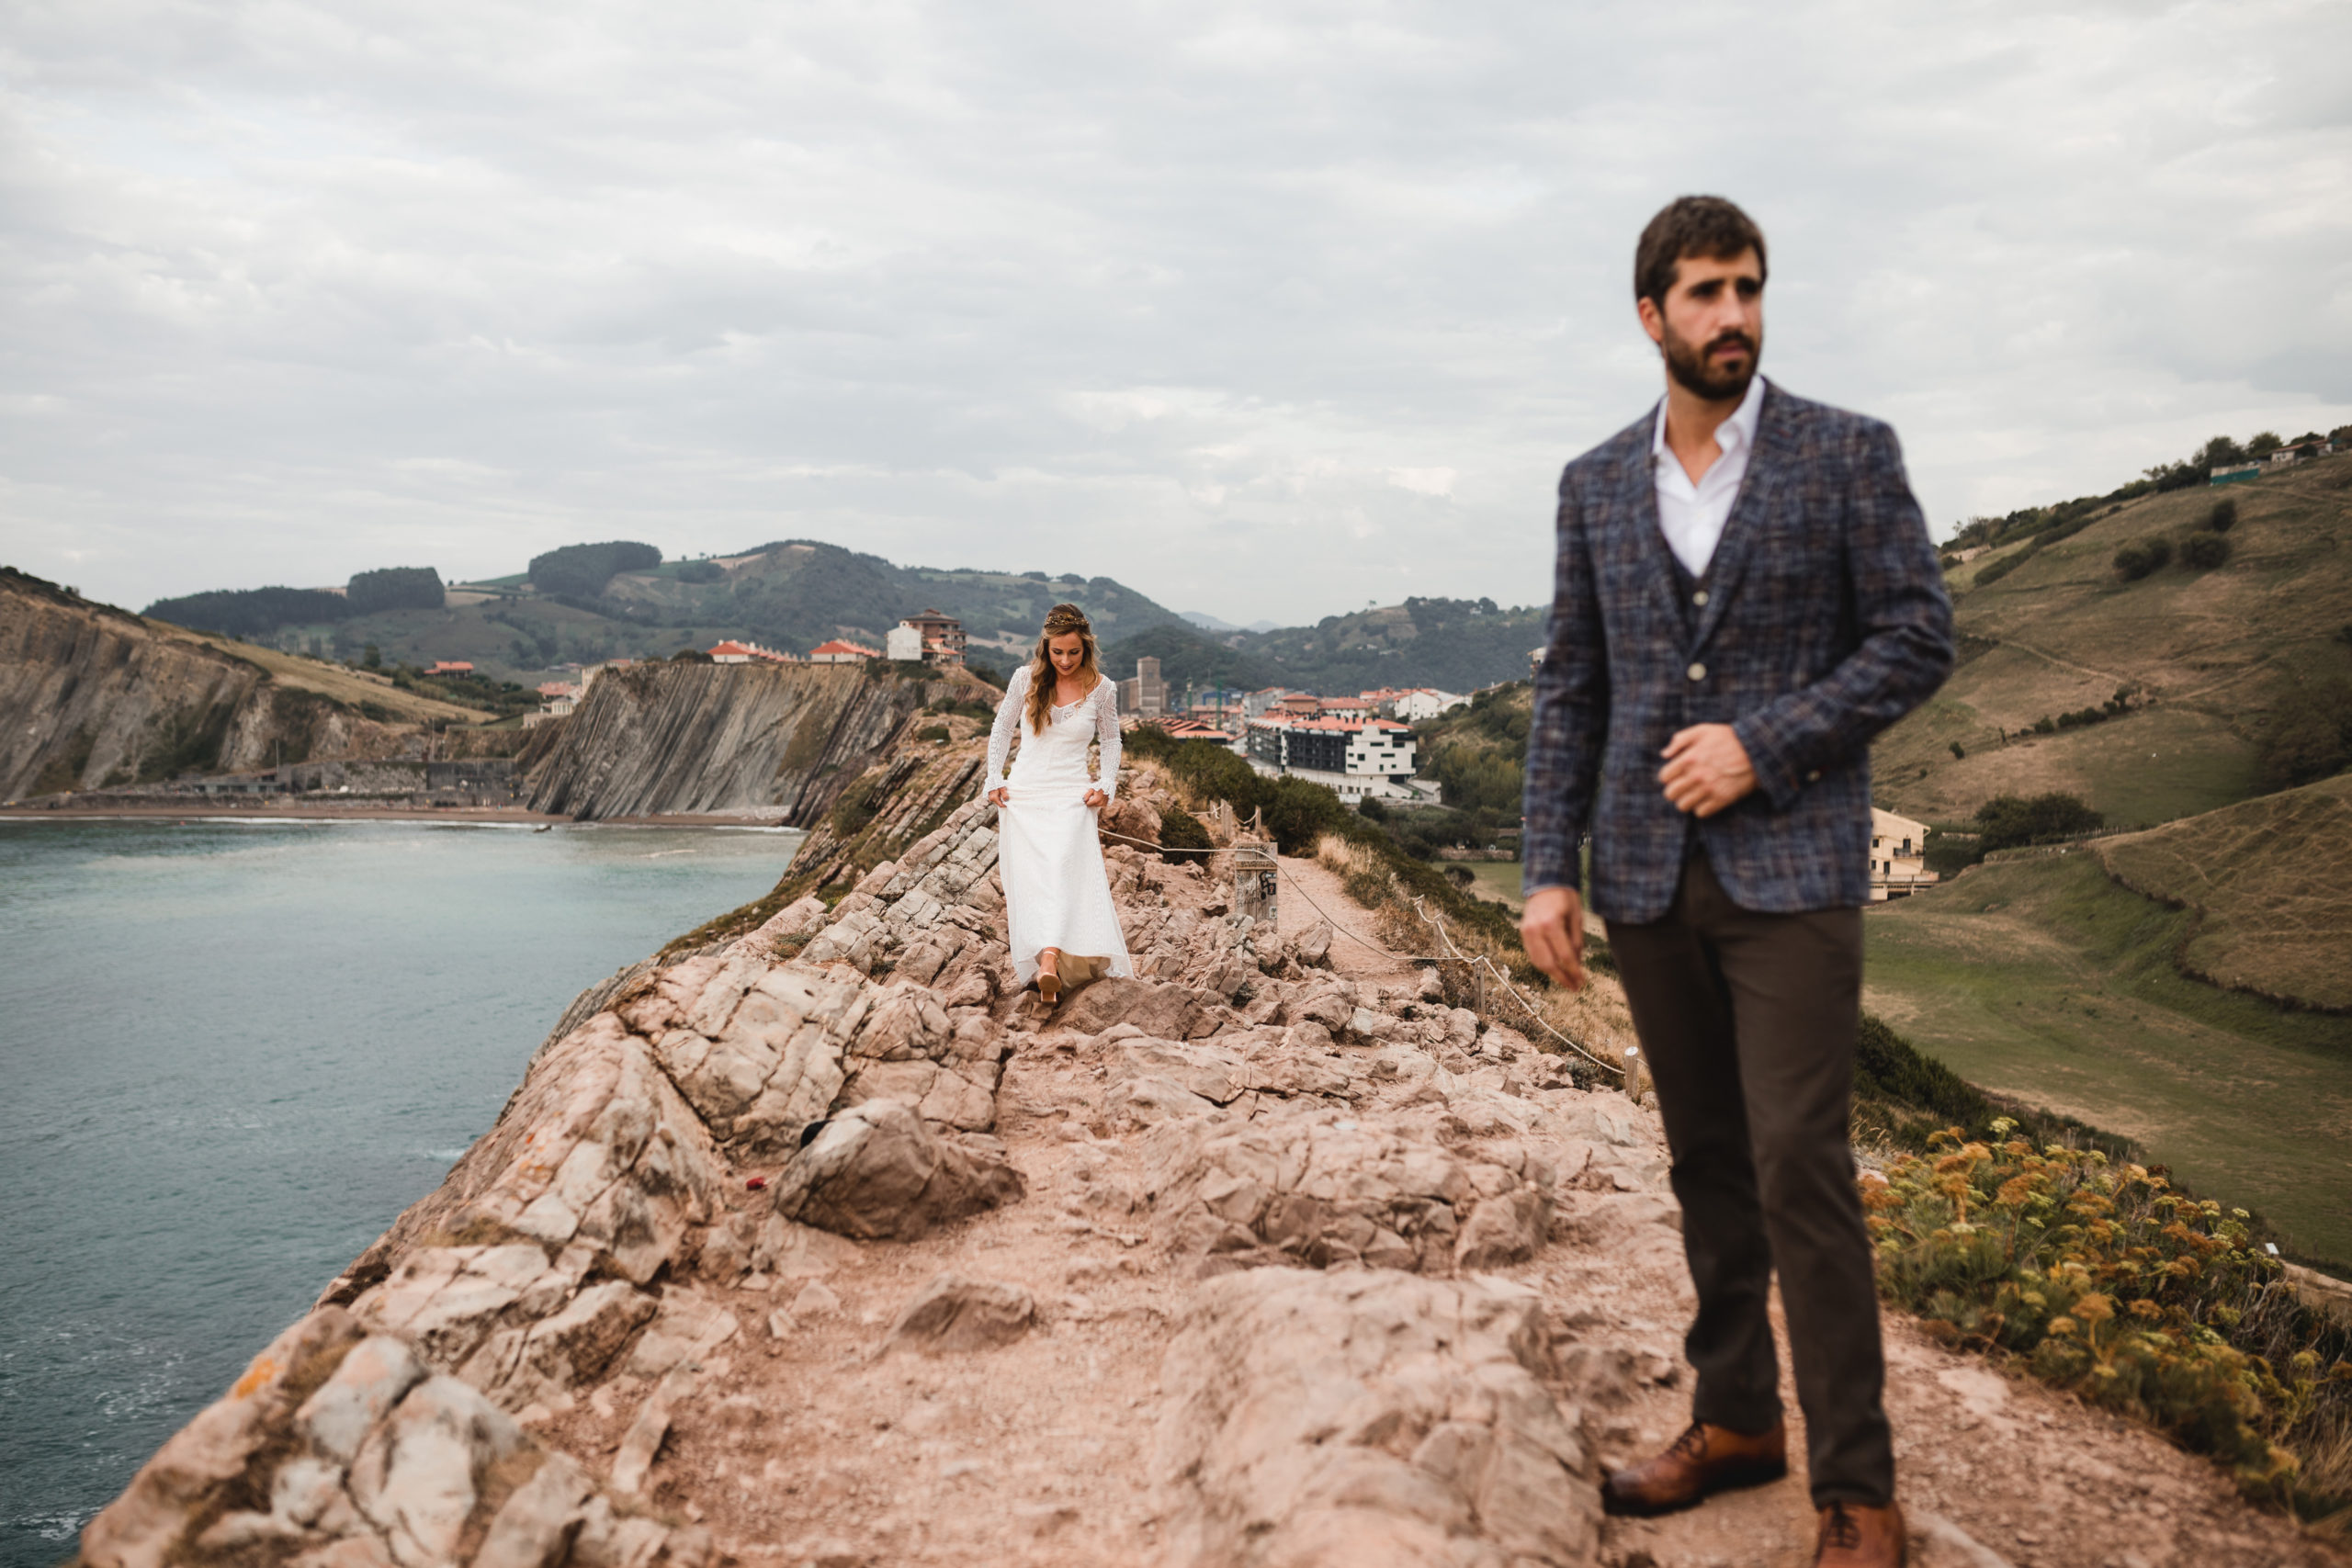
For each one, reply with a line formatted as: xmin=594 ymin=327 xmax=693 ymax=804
xmin=520 ymin=660 xmax=989 ymax=822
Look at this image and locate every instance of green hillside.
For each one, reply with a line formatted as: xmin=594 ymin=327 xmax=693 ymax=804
xmin=1874 ymin=448 xmax=2352 ymax=828
xmin=2094 ymin=772 xmax=2352 ymax=1012
xmin=1226 ymin=596 xmax=1544 ymax=694
xmin=1861 ymin=852 xmax=2352 ymax=1263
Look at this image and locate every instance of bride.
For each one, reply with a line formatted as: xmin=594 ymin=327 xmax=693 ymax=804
xmin=985 ymin=603 xmax=1135 ymax=1007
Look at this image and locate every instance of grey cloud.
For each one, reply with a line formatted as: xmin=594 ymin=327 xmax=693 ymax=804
xmin=1 ymin=0 xmax=2347 ymax=621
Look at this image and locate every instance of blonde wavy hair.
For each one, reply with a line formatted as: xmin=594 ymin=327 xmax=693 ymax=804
xmin=1024 ymin=603 xmax=1101 ymax=735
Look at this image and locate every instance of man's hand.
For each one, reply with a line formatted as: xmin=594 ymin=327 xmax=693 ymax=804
xmin=1659 ymin=724 xmax=1757 ymax=818
xmin=988 ymin=785 xmax=1010 ymax=806
xmin=1520 ymin=886 xmax=1587 ymax=992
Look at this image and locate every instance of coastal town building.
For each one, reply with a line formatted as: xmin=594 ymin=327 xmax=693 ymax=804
xmin=1870 ymin=807 xmax=1939 ymax=901
xmin=425 ymin=660 xmax=475 ymax=677
xmin=896 ymin=609 xmax=967 ymax=668
xmin=1389 ymin=688 xmax=1466 ymax=722
xmin=809 ymin=639 xmax=882 ymax=664
xmin=708 ymin=640 xmax=798 ymax=664
xmin=1118 ymin=657 xmax=1169 ymax=720
xmin=2211 ymin=462 xmax=2262 ymax=487
xmin=1243 ymin=687 xmax=1303 ymax=719
xmin=1245 ymin=714 xmax=1419 ymax=803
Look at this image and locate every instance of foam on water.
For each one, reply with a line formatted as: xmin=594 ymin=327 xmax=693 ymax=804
xmin=0 ymin=818 xmax=799 ymax=1564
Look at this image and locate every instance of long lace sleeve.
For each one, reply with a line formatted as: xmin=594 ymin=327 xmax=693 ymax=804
xmin=987 ymin=666 xmax=1028 ymax=790
xmin=1093 ymin=678 xmax=1122 ymax=801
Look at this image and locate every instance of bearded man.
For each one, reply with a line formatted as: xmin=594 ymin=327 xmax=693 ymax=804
xmin=1519 ymin=196 xmax=1953 ymax=1568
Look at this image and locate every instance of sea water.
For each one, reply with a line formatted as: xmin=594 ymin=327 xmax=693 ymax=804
xmin=0 ymin=818 xmax=802 ymax=1565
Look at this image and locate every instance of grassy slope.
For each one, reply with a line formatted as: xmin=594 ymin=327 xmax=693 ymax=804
xmin=1861 ymin=853 xmax=2352 ymax=1262
xmin=1874 ymin=450 xmax=2352 ymax=826
xmin=150 ymin=623 xmax=490 ymax=725
xmin=2096 ymin=773 xmax=2352 ymax=1011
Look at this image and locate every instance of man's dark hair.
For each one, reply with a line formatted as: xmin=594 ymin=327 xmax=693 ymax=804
xmin=1634 ymin=197 xmax=1768 ymax=308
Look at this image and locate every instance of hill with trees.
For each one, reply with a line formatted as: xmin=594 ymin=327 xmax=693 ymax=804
xmin=1874 ymin=440 xmax=2352 ymax=830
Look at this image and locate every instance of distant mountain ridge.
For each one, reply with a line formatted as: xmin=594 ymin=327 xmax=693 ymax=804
xmin=133 ymin=539 xmax=1549 ymax=694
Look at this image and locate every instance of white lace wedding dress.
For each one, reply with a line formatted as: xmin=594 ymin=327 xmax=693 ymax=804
xmin=986 ymin=666 xmax=1134 ymax=988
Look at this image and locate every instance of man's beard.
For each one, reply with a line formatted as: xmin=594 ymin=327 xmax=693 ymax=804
xmin=1662 ymin=322 xmax=1760 ymax=402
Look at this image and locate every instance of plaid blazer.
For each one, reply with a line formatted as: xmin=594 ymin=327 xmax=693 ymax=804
xmin=1521 ymin=383 xmax=1953 ymax=921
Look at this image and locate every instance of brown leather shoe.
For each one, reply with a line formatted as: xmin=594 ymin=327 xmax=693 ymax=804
xmin=1599 ymin=1420 xmax=1787 ymax=1517
xmin=1814 ymin=1500 xmax=1905 ymax=1566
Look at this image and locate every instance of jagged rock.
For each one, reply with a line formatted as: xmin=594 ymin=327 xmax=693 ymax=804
xmin=1109 ymin=1038 xmax=1250 ymax=1105
xmin=1153 ymin=1268 xmax=1600 ymax=1567
xmin=882 ymin=1274 xmax=1037 ymax=1354
xmin=771 ymin=1100 xmax=1025 ymax=1240
xmin=1294 ymin=922 xmax=1335 ymax=968
xmin=1105 ymin=1076 xmax=1225 ymax=1126
xmin=330 ymin=1014 xmax=728 ymax=1309
xmin=83 ymin=1300 xmax=707 ymax=1568
xmin=622 ymin=1288 xmax=741 ymax=1378
xmin=1055 ymin=977 xmax=1220 ymax=1039
xmin=347 ymin=1374 xmax=526 ymax=1564
xmin=82 ymin=1309 xmax=369 ymax=1568
xmin=524 ymin=659 xmax=946 ymax=821
xmin=1143 ymin=1110 xmax=1555 ymax=1275
xmin=611 ymin=1366 xmax=696 ymax=1496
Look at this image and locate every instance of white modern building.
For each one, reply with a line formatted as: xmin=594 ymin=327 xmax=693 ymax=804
xmin=1393 ymin=688 xmax=1467 ymax=721
xmin=1244 ymin=715 xmax=1420 ymax=803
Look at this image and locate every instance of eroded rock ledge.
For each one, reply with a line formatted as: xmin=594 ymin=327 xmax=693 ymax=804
xmin=72 ymin=768 xmax=1797 ymax=1568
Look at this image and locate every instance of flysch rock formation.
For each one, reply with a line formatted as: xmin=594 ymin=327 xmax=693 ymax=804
xmin=520 ymin=660 xmax=992 ymax=823
xmin=0 ymin=570 xmax=416 ymax=799
xmin=79 ymin=752 xmax=2346 ymax=1568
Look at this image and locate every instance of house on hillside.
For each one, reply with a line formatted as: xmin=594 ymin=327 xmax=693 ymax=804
xmin=426 ymin=660 xmax=475 ymax=677
xmin=810 ymin=639 xmax=881 ymax=664
xmin=1870 ymin=807 xmax=1938 ymax=901
xmin=2211 ymin=462 xmax=2262 ymax=487
xmin=893 ymin=609 xmax=967 ymax=668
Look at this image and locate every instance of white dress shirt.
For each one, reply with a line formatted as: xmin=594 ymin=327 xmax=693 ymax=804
xmin=1650 ymin=375 xmax=1766 ymax=578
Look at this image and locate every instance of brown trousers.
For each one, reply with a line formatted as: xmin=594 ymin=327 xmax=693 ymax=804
xmin=1605 ymin=853 xmax=1894 ymax=1508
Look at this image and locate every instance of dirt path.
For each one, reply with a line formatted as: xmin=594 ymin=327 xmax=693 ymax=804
xmin=1270 ymin=851 xmax=1421 ymax=984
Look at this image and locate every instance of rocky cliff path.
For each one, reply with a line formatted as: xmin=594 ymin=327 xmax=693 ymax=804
xmin=79 ymin=769 xmax=2343 ymax=1568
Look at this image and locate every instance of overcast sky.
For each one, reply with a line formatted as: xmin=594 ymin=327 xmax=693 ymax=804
xmin=3 ymin=1 xmax=2347 ymax=626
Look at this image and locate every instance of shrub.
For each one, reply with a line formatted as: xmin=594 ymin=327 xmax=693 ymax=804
xmin=2205 ymin=499 xmax=2238 ymax=533
xmin=2113 ymin=538 xmax=2172 ymax=581
xmin=670 ymin=648 xmax=714 ymax=662
xmin=675 ymin=559 xmax=725 ymax=583
xmin=142 ymin=585 xmax=354 ymax=637
xmin=1973 ymin=552 xmax=2023 ymax=587
xmin=1867 ymin=1127 xmax=2352 ymax=1509
xmin=2181 ymin=533 xmax=2232 ymax=570
xmin=1949 ymin=741 xmax=1966 ymax=760
xmin=2256 ymin=678 xmax=2352 ymax=791
xmin=916 ymin=724 xmax=951 ymax=743
xmin=346 ymin=566 xmax=446 ymax=614
xmin=1156 ymin=804 xmax=1214 ymax=863
xmin=527 ymin=541 xmax=662 ymax=599
xmin=1975 ymin=792 xmax=2102 ymax=852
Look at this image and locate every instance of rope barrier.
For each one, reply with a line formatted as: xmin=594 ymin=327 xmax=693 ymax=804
xmin=1087 ymin=820 xmax=1621 ymax=1078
